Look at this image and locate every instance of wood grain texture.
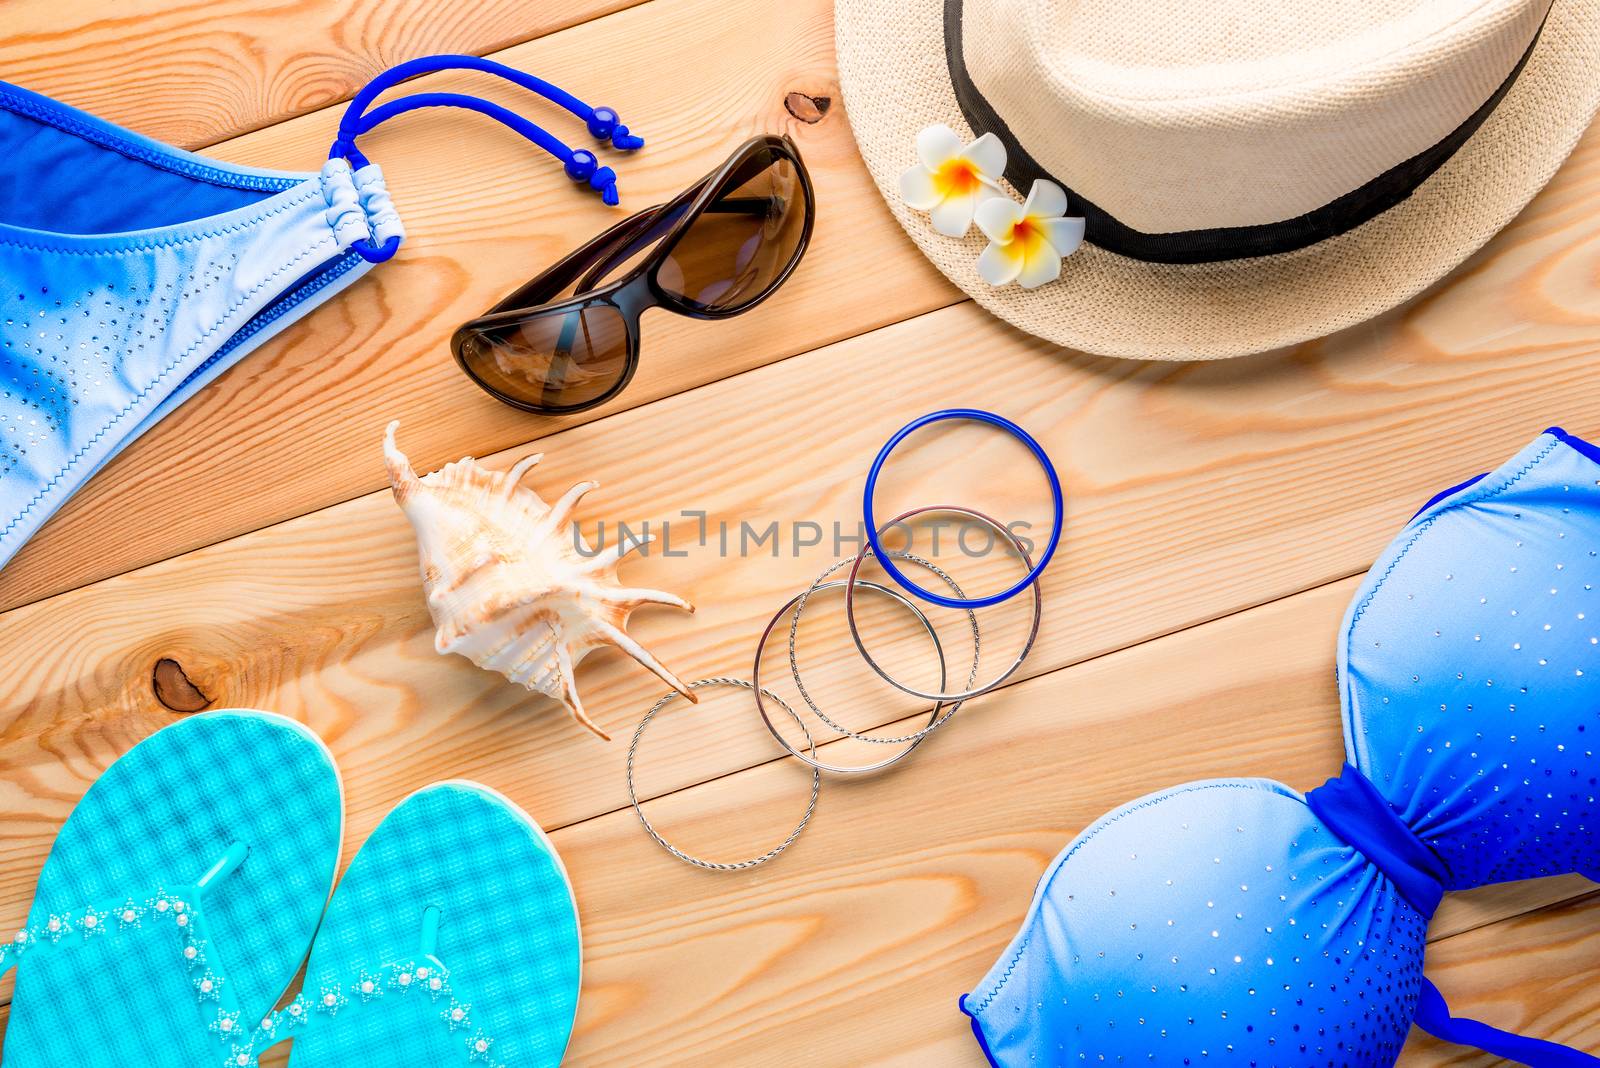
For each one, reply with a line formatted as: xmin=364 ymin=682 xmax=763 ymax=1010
xmin=2 ymin=577 xmax=1594 ymax=1063
xmin=4 ymin=239 xmax=1600 ymax=1060
xmin=0 ymin=0 xmax=644 ymax=149
xmin=5 ymin=15 xmax=1600 ymax=617
xmin=4 ymin=0 xmax=1600 ymax=1062
xmin=7 ymin=284 xmax=1600 ymax=866
xmin=0 ymin=0 xmax=961 ymax=613
xmin=530 ymin=588 xmax=1596 ymax=1066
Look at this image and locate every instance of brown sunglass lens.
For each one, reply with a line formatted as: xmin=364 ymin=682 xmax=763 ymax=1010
xmin=458 ymin=301 xmax=630 ymax=410
xmin=655 ymin=146 xmax=806 ymax=313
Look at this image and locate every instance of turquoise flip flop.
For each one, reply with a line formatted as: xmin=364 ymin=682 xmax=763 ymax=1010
xmin=0 ymin=710 xmax=344 ymax=1067
xmin=242 ymin=782 xmax=581 ymax=1068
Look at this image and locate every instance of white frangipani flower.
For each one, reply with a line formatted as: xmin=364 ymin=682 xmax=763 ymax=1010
xmin=974 ymin=180 xmax=1085 ymax=289
xmin=899 ymin=124 xmax=1007 ymax=237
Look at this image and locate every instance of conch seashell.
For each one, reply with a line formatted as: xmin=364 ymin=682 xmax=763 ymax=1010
xmin=383 ymin=421 xmax=696 ymax=739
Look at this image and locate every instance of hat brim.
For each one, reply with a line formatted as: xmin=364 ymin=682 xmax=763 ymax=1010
xmin=835 ymin=0 xmax=1600 ymax=360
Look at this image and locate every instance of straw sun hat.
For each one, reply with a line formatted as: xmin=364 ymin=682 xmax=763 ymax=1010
xmin=835 ymin=0 xmax=1600 ymax=359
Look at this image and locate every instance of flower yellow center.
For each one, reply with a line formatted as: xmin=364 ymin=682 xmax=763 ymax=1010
xmin=1008 ymin=217 xmax=1046 ymax=255
xmin=933 ymin=157 xmax=981 ymax=198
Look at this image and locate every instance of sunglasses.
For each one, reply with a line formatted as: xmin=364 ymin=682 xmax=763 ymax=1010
xmin=453 ymin=135 xmax=814 ymax=413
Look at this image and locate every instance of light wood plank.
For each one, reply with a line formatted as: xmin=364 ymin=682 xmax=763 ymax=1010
xmin=0 ymin=0 xmax=644 ymax=149
xmin=0 ymin=0 xmax=960 ymax=612
xmin=6 ymin=278 xmax=1600 ymax=901
xmin=4 ymin=578 xmax=1593 ymax=1063
xmin=7 ymin=12 xmax=1600 ymax=615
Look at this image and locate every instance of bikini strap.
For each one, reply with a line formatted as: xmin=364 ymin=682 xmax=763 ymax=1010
xmin=327 ymin=53 xmax=644 ymax=240
xmin=1307 ymin=765 xmax=1600 ymax=1067
xmin=1415 ymin=979 xmax=1600 ymax=1067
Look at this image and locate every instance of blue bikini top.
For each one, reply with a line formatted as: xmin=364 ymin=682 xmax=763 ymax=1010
xmin=0 ymin=55 xmax=639 ymax=575
xmin=964 ymin=428 xmax=1600 ymax=1067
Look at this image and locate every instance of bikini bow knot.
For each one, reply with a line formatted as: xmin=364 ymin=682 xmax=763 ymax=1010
xmin=1303 ymin=762 xmax=1449 ymax=919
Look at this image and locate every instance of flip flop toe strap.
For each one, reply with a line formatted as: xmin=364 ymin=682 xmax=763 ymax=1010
xmin=243 ymin=899 xmax=509 ymax=1066
xmin=3 ymin=840 xmax=257 ymax=1057
xmin=5 ymin=886 xmax=204 ymax=972
xmin=3 ymin=884 xmax=249 ymax=1040
xmin=240 ymin=958 xmax=507 ymax=1066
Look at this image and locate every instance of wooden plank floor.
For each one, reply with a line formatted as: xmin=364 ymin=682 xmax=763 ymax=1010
xmin=2 ymin=3 xmax=1598 ymax=1065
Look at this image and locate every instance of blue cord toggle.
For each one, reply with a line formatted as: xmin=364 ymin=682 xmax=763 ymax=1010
xmin=587 ymin=106 xmax=645 ymax=151
xmin=561 ymin=152 xmax=619 ymax=205
xmin=333 ymin=91 xmax=620 ymax=204
xmin=590 ymin=166 xmax=619 ymax=206
xmin=565 ymin=149 xmax=597 ymax=182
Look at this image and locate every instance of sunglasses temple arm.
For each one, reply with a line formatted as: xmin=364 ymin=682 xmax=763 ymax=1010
xmin=575 ymin=205 xmax=683 ymax=293
xmin=334 ymin=93 xmax=624 ymax=205
xmin=481 ymin=206 xmax=669 ymax=316
xmin=708 ymin=196 xmax=783 ymax=215
xmin=479 ymin=155 xmax=793 ymax=313
xmin=572 ymin=198 xmax=775 ymax=292
xmin=337 ymin=53 xmax=645 ymax=151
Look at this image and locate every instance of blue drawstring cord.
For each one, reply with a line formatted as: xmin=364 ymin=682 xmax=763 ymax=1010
xmin=340 ymin=54 xmax=644 ymax=152
xmin=334 ymin=93 xmax=622 ymax=203
xmin=328 ymin=53 xmax=644 ymax=262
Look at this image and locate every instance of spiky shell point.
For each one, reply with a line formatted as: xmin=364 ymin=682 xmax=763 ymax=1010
xmin=383 ymin=421 xmax=696 ymax=739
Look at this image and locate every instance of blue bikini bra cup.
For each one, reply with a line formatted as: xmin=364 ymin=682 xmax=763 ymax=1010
xmin=963 ymin=429 xmax=1600 ymax=1067
xmin=0 ymin=81 xmax=402 ymax=572
xmin=1341 ymin=428 xmax=1600 ymax=888
xmin=962 ymin=779 xmax=1430 ymax=1065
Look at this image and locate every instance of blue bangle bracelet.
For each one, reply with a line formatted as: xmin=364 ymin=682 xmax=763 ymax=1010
xmin=862 ymin=408 xmax=1063 ymax=610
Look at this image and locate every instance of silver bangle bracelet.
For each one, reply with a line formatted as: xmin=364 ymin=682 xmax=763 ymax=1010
xmin=845 ymin=506 xmax=1041 ymax=703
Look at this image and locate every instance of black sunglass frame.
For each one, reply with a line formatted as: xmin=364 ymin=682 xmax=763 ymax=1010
xmin=451 ymin=134 xmax=815 ymax=414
